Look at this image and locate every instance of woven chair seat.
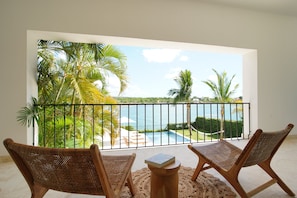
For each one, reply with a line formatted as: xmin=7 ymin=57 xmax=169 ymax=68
xmin=191 ymin=140 xmax=242 ymax=171
xmin=188 ymin=123 xmax=295 ymax=198
xmin=3 ymin=139 xmax=136 ymax=198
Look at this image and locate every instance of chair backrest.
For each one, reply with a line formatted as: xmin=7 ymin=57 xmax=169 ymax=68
xmin=236 ymin=124 xmax=294 ymax=167
xmin=3 ymin=138 xmax=113 ymax=196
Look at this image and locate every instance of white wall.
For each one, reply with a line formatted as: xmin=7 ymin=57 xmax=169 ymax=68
xmin=1 ymin=0 xmax=297 ymax=156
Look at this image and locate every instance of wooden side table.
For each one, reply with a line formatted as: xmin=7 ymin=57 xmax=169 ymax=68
xmin=147 ymin=160 xmax=181 ymax=198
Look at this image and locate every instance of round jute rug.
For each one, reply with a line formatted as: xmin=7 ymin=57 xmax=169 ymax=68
xmin=120 ymin=166 xmax=236 ymax=198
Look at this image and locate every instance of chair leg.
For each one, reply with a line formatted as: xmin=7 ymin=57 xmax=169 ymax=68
xmin=32 ymin=184 xmax=48 ymax=198
xmin=259 ymin=162 xmax=295 ymax=196
xmin=223 ymin=174 xmax=249 ymax=198
xmin=127 ymin=172 xmax=136 ymax=196
xmin=191 ymin=158 xmax=206 ymax=181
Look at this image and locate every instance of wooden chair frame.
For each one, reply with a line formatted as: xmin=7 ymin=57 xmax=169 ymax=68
xmin=188 ymin=124 xmax=295 ymax=198
xmin=3 ymin=138 xmax=136 ymax=198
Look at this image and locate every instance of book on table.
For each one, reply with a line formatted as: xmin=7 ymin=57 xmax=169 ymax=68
xmin=145 ymin=153 xmax=175 ymax=168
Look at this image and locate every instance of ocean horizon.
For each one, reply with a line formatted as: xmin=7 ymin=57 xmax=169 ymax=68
xmin=118 ymin=103 xmax=243 ymax=131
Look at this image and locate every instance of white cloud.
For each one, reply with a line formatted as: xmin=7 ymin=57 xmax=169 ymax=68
xmin=208 ymin=74 xmax=217 ymax=82
xmin=179 ymin=55 xmax=188 ymax=61
xmin=142 ymin=49 xmax=181 ymax=63
xmin=107 ymin=76 xmax=121 ymax=96
xmin=98 ymin=73 xmax=122 ymax=96
xmin=165 ymin=67 xmax=182 ymax=79
xmin=121 ymin=84 xmax=150 ymax=97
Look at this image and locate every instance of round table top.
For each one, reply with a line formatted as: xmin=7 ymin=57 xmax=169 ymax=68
xmin=148 ymin=160 xmax=181 ymax=175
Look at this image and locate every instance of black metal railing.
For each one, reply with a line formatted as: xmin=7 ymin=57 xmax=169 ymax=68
xmin=32 ymin=102 xmax=250 ymax=149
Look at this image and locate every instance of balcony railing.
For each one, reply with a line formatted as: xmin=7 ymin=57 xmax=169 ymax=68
xmin=33 ymin=102 xmax=250 ymax=149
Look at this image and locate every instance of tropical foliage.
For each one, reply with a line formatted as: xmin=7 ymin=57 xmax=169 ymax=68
xmin=168 ymin=70 xmax=193 ymax=133
xmin=18 ymin=40 xmax=128 ymax=147
xmin=202 ymin=68 xmax=239 ymax=139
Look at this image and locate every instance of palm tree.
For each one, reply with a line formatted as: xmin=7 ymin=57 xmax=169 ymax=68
xmin=202 ymin=69 xmax=239 ymax=139
xmin=20 ymin=40 xmax=129 ymax=147
xmin=98 ymin=45 xmax=128 ymax=95
xmin=168 ymin=70 xmax=193 ymax=134
xmin=37 ymin=41 xmax=128 ymax=104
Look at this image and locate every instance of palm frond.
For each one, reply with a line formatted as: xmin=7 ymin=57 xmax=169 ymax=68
xmin=16 ymin=97 xmax=40 ymax=127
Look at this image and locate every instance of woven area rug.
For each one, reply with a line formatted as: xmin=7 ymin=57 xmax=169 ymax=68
xmin=121 ymin=166 xmax=236 ymax=198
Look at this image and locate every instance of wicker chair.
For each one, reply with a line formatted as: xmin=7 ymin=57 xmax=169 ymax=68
xmin=3 ymin=138 xmax=136 ymax=198
xmin=188 ymin=123 xmax=295 ymax=198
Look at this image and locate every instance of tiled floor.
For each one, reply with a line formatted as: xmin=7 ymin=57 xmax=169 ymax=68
xmin=1 ymin=136 xmax=296 ymax=198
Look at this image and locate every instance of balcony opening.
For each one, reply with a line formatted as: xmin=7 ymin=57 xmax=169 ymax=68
xmin=27 ymin=30 xmax=257 ymax=147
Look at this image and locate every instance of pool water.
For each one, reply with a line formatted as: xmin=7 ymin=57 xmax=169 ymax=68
xmin=145 ymin=131 xmax=190 ymax=145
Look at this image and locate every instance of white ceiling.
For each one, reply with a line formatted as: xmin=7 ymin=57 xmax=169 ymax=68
xmin=199 ymin=0 xmax=297 ymax=17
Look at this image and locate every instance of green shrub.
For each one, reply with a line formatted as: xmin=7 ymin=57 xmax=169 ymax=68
xmin=167 ymin=117 xmax=243 ymax=138
xmin=192 ymin=117 xmax=243 ymax=138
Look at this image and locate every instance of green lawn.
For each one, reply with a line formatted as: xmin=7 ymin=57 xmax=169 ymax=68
xmin=175 ymin=129 xmax=219 ymax=141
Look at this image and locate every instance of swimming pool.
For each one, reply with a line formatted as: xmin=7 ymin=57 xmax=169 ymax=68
xmin=144 ymin=130 xmax=190 ymax=145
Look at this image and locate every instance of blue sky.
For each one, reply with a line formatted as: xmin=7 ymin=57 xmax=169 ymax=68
xmin=107 ymin=45 xmax=242 ymax=98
